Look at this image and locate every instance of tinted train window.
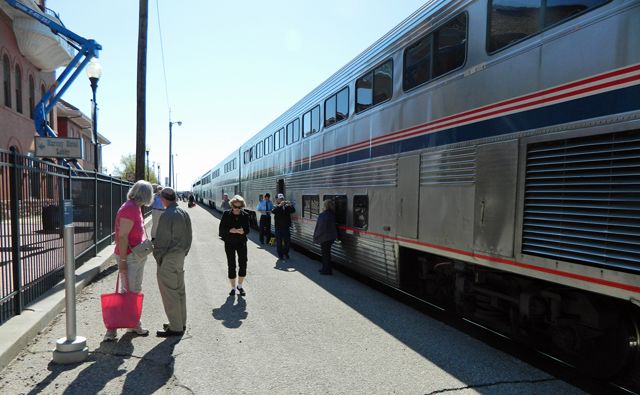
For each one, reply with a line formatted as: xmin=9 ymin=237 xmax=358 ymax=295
xmin=274 ymin=128 xmax=284 ymax=151
xmin=323 ymin=195 xmax=347 ymax=225
xmin=324 ymin=87 xmax=349 ymax=128
xmin=357 ymin=59 xmax=393 ymax=113
xmin=403 ymin=13 xmax=467 ymax=91
xmin=286 ymin=118 xmax=300 ymax=145
xmin=303 ymin=106 xmax=320 ymax=137
xmin=256 ymin=141 xmax=263 ymax=159
xmin=488 ymin=0 xmax=609 ymax=53
xmin=303 ymin=195 xmax=320 ymax=220
xmin=353 ymin=195 xmax=368 ymax=230
xmin=264 ymin=135 xmax=273 ymax=155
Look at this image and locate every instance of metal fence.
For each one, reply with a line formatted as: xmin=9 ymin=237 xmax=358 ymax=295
xmin=0 ymin=147 xmax=150 ymax=326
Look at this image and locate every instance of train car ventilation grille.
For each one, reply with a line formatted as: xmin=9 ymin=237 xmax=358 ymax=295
xmin=522 ymin=130 xmax=640 ymax=273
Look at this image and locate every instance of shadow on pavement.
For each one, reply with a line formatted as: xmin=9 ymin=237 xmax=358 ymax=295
xmin=212 ymin=295 xmax=247 ymax=329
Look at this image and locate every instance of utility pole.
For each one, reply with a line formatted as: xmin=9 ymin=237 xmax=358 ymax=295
xmin=135 ymin=0 xmax=148 ymax=182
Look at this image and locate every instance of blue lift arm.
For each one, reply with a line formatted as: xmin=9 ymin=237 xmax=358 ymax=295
xmin=3 ymin=0 xmax=102 ymax=139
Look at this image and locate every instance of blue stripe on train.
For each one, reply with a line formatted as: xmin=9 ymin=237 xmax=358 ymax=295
xmin=303 ymin=83 xmax=640 ymax=171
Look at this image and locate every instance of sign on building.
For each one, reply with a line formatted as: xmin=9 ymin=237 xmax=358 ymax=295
xmin=35 ymin=137 xmax=83 ymax=159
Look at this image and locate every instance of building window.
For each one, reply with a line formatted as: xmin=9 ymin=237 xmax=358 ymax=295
xmin=15 ymin=64 xmax=22 ymax=114
xmin=323 ymin=194 xmax=347 ymax=225
xmin=3 ymin=55 xmax=11 ymax=108
xmin=488 ymin=0 xmax=609 ymax=53
xmin=353 ymin=195 xmax=368 ymax=229
xmin=324 ymin=87 xmax=349 ymax=128
xmin=403 ymin=13 xmax=467 ymax=91
xmin=356 ymin=59 xmax=393 ymax=113
xmin=286 ymin=118 xmax=300 ymax=145
xmin=302 ymin=105 xmax=320 ymax=137
xmin=28 ymin=75 xmax=35 ymax=119
xmin=302 ymin=195 xmax=320 ymax=220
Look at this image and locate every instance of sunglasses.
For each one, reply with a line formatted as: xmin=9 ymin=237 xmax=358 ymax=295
xmin=232 ymin=205 xmax=243 ymax=209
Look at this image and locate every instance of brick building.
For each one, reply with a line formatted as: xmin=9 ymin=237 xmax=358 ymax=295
xmin=0 ymin=0 xmax=108 ymax=171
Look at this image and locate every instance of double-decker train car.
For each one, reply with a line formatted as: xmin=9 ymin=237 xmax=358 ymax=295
xmin=194 ymin=0 xmax=640 ymax=380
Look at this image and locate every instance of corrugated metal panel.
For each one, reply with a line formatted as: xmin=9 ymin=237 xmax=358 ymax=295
xmin=522 ymin=130 xmax=640 ymax=272
xmin=292 ymin=220 xmax=398 ymax=285
xmin=288 ymin=158 xmax=397 ymax=189
xmin=420 ymin=146 xmax=476 ymax=185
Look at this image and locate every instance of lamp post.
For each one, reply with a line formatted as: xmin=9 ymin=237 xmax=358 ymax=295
xmin=145 ymin=145 xmax=150 ymax=181
xmin=169 ymin=120 xmax=182 ymax=187
xmin=86 ymin=57 xmax=102 ymax=172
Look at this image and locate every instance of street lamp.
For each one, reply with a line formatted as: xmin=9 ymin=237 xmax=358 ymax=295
xmin=169 ymin=120 xmax=182 ymax=187
xmin=145 ymin=145 xmax=150 ymax=181
xmin=86 ymin=57 xmax=102 ymax=172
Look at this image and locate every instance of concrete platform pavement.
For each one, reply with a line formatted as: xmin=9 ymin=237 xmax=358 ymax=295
xmin=0 ymin=202 xmax=589 ymax=394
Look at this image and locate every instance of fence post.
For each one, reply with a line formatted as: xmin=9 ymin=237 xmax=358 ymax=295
xmin=109 ymin=174 xmax=113 ymax=244
xmin=9 ymin=147 xmax=23 ymax=316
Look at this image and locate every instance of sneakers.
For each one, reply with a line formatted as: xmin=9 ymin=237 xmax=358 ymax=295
xmin=229 ymin=289 xmax=236 ymax=296
xmin=126 ymin=323 xmax=149 ymax=336
xmin=103 ymin=329 xmax=117 ymax=342
xmin=237 ymin=287 xmax=246 ymax=296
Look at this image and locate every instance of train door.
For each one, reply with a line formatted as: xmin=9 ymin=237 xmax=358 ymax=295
xmin=397 ymin=155 xmax=420 ymax=238
xmin=277 ymin=179 xmax=285 ymax=196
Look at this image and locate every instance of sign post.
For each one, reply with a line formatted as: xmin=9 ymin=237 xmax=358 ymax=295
xmin=52 ymin=200 xmax=88 ymax=364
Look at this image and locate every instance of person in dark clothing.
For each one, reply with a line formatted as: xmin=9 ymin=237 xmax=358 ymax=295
xmin=313 ymin=200 xmax=338 ymax=275
xmin=218 ymin=195 xmax=250 ymax=296
xmin=271 ymin=193 xmax=295 ymax=260
xmin=256 ymin=193 xmax=273 ymax=244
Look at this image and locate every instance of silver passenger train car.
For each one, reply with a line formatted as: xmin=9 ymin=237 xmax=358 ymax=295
xmin=194 ymin=0 xmax=640 ymax=380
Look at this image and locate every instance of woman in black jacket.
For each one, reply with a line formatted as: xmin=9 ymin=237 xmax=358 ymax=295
xmin=218 ymin=195 xmax=250 ymax=295
xmin=313 ymin=200 xmax=338 ymax=275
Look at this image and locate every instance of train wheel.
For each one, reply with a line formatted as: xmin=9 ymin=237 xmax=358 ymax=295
xmin=559 ymin=306 xmax=639 ymax=378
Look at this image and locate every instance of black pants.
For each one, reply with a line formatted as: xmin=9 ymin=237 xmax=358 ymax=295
xmin=259 ymin=215 xmax=272 ymax=243
xmin=321 ymin=240 xmax=334 ymax=273
xmin=225 ymin=241 xmax=247 ymax=278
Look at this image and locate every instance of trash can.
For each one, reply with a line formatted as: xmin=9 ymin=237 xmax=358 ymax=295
xmin=42 ymin=205 xmax=60 ymax=231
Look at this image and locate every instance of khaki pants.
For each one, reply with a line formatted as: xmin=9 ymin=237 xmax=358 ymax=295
xmin=157 ymin=251 xmax=186 ymax=332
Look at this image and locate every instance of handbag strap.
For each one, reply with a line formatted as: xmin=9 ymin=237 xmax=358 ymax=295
xmin=127 ymin=220 xmax=151 ymax=250
xmin=115 ymin=272 xmax=131 ymax=293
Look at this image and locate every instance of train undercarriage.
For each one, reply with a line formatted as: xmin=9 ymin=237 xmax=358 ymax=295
xmin=399 ymin=247 xmax=640 ymax=383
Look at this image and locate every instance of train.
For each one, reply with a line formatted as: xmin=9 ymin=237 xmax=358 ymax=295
xmin=193 ymin=0 xmax=640 ymax=381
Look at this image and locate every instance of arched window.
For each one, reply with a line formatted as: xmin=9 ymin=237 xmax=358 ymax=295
xmin=28 ymin=75 xmax=35 ymax=119
xmin=15 ymin=64 xmax=22 ymax=114
xmin=3 ymin=55 xmax=11 ymax=108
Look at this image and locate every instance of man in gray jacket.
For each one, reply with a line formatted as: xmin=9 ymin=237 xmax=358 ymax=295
xmin=153 ymin=187 xmax=193 ymax=337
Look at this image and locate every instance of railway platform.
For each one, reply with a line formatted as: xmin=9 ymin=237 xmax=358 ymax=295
xmin=0 ymin=202 xmax=589 ymax=394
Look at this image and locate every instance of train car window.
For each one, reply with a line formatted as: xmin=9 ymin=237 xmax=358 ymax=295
xmin=403 ymin=13 xmax=467 ymax=91
xmin=488 ymin=0 xmax=609 ymax=53
xmin=324 ymin=87 xmax=349 ymax=128
xmin=264 ymin=135 xmax=273 ymax=155
xmin=357 ymin=59 xmax=393 ymax=113
xmin=325 ymin=95 xmax=336 ymax=127
xmin=336 ymin=88 xmax=348 ymax=123
xmin=323 ymin=195 xmax=347 ymax=225
xmin=286 ymin=118 xmax=300 ymax=145
xmin=433 ymin=14 xmax=467 ymax=78
xmin=303 ymin=106 xmax=321 ymax=137
xmin=274 ymin=128 xmax=284 ymax=151
xmin=303 ymin=195 xmax=320 ymax=220
xmin=353 ymin=195 xmax=368 ymax=230
xmin=256 ymin=141 xmax=263 ymax=159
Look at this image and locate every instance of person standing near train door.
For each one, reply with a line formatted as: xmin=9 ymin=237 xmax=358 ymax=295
xmin=272 ymin=193 xmax=295 ymax=260
xmin=221 ymin=193 xmax=231 ymax=211
xmin=256 ymin=193 xmax=273 ymax=245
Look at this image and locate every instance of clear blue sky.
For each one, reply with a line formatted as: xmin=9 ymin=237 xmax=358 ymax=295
xmin=48 ymin=0 xmax=427 ymax=190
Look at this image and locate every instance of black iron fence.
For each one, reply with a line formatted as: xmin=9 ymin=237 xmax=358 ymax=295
xmin=0 ymin=147 xmax=150 ymax=326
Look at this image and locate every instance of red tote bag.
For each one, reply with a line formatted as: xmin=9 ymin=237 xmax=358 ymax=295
xmin=101 ymin=274 xmax=144 ymax=330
